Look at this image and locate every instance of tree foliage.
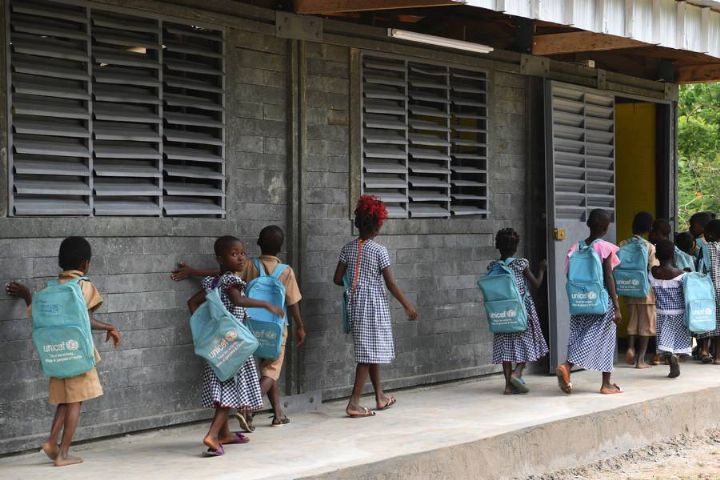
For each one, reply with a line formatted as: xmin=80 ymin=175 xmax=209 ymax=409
xmin=678 ymin=83 xmax=720 ymax=226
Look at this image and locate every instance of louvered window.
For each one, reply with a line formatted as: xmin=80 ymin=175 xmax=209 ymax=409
xmin=361 ymin=54 xmax=488 ymax=219
xmin=7 ymin=0 xmax=225 ymax=216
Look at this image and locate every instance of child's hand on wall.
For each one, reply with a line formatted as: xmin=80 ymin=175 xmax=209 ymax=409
xmin=106 ymin=328 xmax=121 ymax=348
xmin=5 ymin=281 xmax=31 ymax=306
xmin=171 ymin=263 xmax=192 ymax=281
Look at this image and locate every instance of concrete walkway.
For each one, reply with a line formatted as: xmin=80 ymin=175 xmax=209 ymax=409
xmin=3 ymin=362 xmax=720 ymax=480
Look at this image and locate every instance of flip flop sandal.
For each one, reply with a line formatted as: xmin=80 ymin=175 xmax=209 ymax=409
xmin=347 ymin=407 xmax=376 ymax=418
xmin=224 ymin=432 xmax=250 ymax=445
xmin=600 ymin=383 xmax=623 ymax=395
xmin=702 ymin=354 xmax=713 ymax=364
xmin=510 ymin=376 xmax=529 ymax=394
xmin=556 ymin=365 xmax=572 ymax=394
xmin=235 ymin=412 xmax=255 ymax=433
xmin=376 ymin=396 xmax=396 ymax=411
xmin=669 ymin=355 xmax=681 ymax=378
xmin=271 ymin=415 xmax=290 ymax=427
xmin=202 ymin=444 xmax=225 ymax=457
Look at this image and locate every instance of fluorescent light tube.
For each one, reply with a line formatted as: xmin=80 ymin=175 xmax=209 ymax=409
xmin=388 ymin=29 xmax=493 ymax=54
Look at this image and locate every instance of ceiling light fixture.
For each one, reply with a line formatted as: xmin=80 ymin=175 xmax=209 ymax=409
xmin=388 ymin=29 xmax=493 ymax=54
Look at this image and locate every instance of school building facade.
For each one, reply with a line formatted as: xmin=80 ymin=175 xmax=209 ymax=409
xmin=1 ymin=0 xmax=719 ymax=454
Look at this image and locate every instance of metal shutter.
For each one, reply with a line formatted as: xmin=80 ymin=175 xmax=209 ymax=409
xmin=548 ymin=83 xmax=615 ymax=221
xmin=7 ymin=0 xmax=225 ymax=217
xmin=360 ymin=53 xmax=489 ymax=218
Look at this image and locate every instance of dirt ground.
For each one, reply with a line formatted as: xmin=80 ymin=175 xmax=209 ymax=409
xmin=529 ymin=430 xmax=720 ymax=480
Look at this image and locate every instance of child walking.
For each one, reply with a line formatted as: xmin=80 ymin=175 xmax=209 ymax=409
xmin=689 ymin=211 xmax=713 ymax=273
xmin=333 ymin=195 xmax=417 ymax=418
xmin=187 ymin=236 xmax=283 ymax=456
xmin=674 ymin=232 xmax=697 ymax=272
xmin=173 ymin=226 xmax=306 ymax=430
xmin=556 ymin=209 xmax=623 ymax=395
xmin=621 ymin=212 xmax=657 ymax=369
xmin=650 ymin=240 xmax=691 ymax=378
xmin=488 ymin=228 xmax=549 ymax=394
xmin=5 ymin=237 xmax=121 ymax=467
xmin=696 ymin=220 xmax=720 ymax=364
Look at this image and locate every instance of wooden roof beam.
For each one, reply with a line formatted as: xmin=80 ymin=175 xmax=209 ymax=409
xmin=294 ymin=0 xmax=463 ymax=15
xmin=677 ymin=63 xmax=720 ymax=83
xmin=532 ymin=31 xmax=650 ymax=56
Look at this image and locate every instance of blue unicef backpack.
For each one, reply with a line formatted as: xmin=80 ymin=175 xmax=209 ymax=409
xmin=675 ymin=247 xmax=696 ymax=272
xmin=477 ymin=258 xmax=528 ymax=334
xmin=682 ymin=272 xmax=716 ymax=334
xmin=31 ymin=277 xmax=96 ymax=379
xmin=190 ymin=284 xmax=259 ymax=381
xmin=567 ymin=240 xmax=609 ymax=316
xmin=245 ymin=259 xmax=287 ymax=359
xmin=613 ymin=237 xmax=650 ymax=298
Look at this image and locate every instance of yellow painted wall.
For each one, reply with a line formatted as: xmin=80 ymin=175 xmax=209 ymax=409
xmin=615 ymin=103 xmax=657 ymax=337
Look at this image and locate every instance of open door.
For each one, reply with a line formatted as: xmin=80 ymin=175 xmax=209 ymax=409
xmin=544 ymin=81 xmax=616 ymax=370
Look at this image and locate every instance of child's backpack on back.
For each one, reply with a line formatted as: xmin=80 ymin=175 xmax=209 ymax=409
xmin=190 ymin=284 xmax=259 ymax=381
xmin=245 ymin=259 xmax=287 ymax=359
xmin=566 ymin=240 xmax=609 ymax=316
xmin=31 ymin=277 xmax=96 ymax=379
xmin=477 ymin=259 xmax=528 ymax=334
xmin=675 ymin=247 xmax=696 ymax=272
xmin=613 ymin=237 xmax=650 ymax=298
xmin=682 ymin=272 xmax=716 ymax=334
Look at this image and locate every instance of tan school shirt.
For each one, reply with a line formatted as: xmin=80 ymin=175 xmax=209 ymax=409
xmin=30 ymin=270 xmax=104 ymax=362
xmin=240 ymin=255 xmax=302 ymax=307
xmin=618 ymin=236 xmax=658 ymax=305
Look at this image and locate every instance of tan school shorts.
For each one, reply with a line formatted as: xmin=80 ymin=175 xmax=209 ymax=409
xmin=259 ymin=326 xmax=288 ymax=382
xmin=48 ymin=367 xmax=103 ymax=405
xmin=626 ymin=304 xmax=657 ymax=336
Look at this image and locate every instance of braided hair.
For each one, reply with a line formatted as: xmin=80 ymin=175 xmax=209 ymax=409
xmin=495 ymin=228 xmax=520 ymax=255
xmin=354 ymin=195 xmax=388 ymax=234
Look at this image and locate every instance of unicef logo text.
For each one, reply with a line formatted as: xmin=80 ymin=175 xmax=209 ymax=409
xmin=489 ymin=309 xmax=518 ymax=320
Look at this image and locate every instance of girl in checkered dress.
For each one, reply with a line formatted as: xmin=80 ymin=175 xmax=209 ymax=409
xmin=697 ymin=220 xmax=720 ymax=363
xmin=488 ymin=228 xmax=549 ymax=395
xmin=556 ymin=209 xmax=623 ymax=396
xmin=650 ymin=240 xmax=690 ymax=378
xmin=333 ymin=196 xmax=417 ymax=418
xmin=187 ymin=236 xmax=284 ymax=457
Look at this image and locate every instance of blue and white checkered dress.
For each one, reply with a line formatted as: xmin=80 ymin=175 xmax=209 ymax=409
xmin=198 ymin=273 xmax=263 ymax=410
xmin=650 ymin=273 xmax=691 ymax=355
xmin=489 ymin=258 xmax=549 ymax=364
xmin=698 ymin=242 xmax=720 ymax=339
xmin=340 ymin=239 xmax=395 ymax=364
xmin=567 ymin=300 xmax=617 ymax=372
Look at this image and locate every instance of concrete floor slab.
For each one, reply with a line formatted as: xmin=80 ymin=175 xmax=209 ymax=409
xmin=2 ymin=362 xmax=720 ymax=480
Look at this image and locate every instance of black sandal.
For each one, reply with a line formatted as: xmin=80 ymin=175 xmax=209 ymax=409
xmin=271 ymin=414 xmax=290 ymax=427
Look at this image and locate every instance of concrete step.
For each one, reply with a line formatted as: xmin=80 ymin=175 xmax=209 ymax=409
xmin=2 ymin=362 xmax=719 ymax=480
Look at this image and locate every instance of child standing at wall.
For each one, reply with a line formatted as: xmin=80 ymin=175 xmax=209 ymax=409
xmin=696 ymin=220 xmax=720 ymax=364
xmin=186 ymin=236 xmax=283 ymax=456
xmin=5 ymin=237 xmax=121 ymax=467
xmin=556 ymin=209 xmax=623 ymax=395
xmin=650 ymin=240 xmax=691 ymax=378
xmin=621 ymin=212 xmax=658 ymax=369
xmin=172 ymin=226 xmax=306 ymax=430
xmin=333 ymin=195 xmax=417 ymax=418
xmin=488 ymin=228 xmax=549 ymax=394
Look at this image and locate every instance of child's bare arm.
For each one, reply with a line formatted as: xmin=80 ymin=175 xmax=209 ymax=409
xmin=333 ymin=261 xmax=347 ymax=286
xmin=382 ymin=267 xmax=417 ymax=320
xmin=227 ymin=286 xmax=285 ymax=318
xmin=524 ymin=259 xmax=547 ymax=290
xmin=603 ymin=257 xmax=621 ymax=324
xmin=89 ymin=315 xmax=121 ymax=348
xmin=187 ymin=289 xmax=206 ymax=314
xmin=5 ymin=281 xmax=31 ymax=306
xmin=171 ymin=262 xmax=219 ymax=281
xmin=288 ymin=302 xmax=305 ymax=347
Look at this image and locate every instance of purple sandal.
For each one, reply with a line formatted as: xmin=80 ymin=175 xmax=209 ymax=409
xmin=202 ymin=444 xmax=225 ymax=457
xmin=225 ymin=432 xmax=250 ymax=445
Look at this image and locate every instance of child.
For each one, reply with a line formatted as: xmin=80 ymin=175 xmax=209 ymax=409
xmin=186 ymin=236 xmax=284 ymax=456
xmin=650 ymin=240 xmax=691 ymax=378
xmin=172 ymin=226 xmax=306 ymax=430
xmin=333 ymin=195 xmax=417 ymax=418
xmin=649 ymin=218 xmax=671 ymax=245
xmin=488 ymin=228 xmax=549 ymax=395
xmin=696 ymin=220 xmax=720 ymax=364
xmin=689 ymin=211 xmax=712 ymax=273
xmin=621 ymin=212 xmax=658 ymax=369
xmin=674 ymin=232 xmax=697 ymax=272
xmin=5 ymin=237 xmax=121 ymax=467
xmin=556 ymin=209 xmax=623 ymax=395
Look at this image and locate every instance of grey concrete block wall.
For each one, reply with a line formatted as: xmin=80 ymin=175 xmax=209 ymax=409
xmin=0 ymin=0 xmax=530 ymax=454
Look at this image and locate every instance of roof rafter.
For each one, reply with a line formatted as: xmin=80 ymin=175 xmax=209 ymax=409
xmin=532 ymin=31 xmax=650 ymax=56
xmin=294 ymin=0 xmax=463 ymax=15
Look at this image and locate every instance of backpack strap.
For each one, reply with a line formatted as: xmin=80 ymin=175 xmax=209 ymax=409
xmin=254 ymin=257 xmax=268 ymax=277
xmin=63 ymin=276 xmax=88 ymax=286
xmin=270 ymin=263 xmax=289 ymax=279
xmin=350 ymin=240 xmax=364 ymax=295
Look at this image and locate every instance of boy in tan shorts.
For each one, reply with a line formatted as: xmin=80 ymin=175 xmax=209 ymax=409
xmin=172 ymin=225 xmax=305 ymax=428
xmin=6 ymin=237 xmax=121 ymax=466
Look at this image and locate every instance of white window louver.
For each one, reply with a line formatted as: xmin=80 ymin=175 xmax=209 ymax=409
xmin=361 ymin=54 xmax=488 ymax=219
xmin=7 ymin=0 xmax=225 ymax=217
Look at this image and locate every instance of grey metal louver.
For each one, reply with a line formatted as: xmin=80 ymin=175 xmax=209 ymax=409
xmin=8 ymin=0 xmax=225 ymax=217
xmin=360 ymin=54 xmax=488 ymax=218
